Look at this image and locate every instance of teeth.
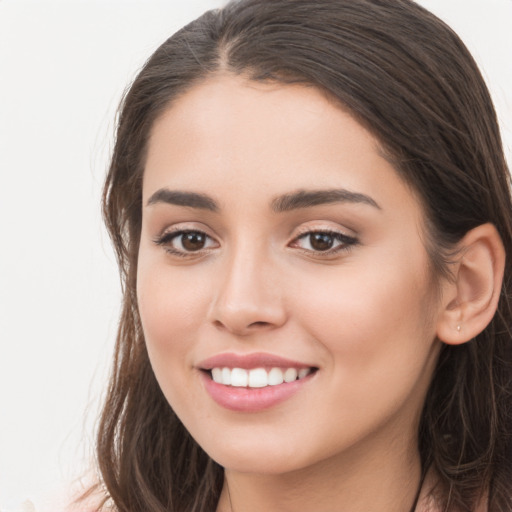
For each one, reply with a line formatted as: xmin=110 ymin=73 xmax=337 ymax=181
xmin=284 ymin=368 xmax=298 ymax=383
xmin=268 ymin=367 xmax=284 ymax=386
xmin=231 ymin=368 xmax=248 ymax=387
xmin=221 ymin=367 xmax=231 ymax=385
xmin=248 ymin=368 xmax=268 ymax=388
xmin=212 ymin=367 xmax=223 ymax=383
xmin=210 ymin=367 xmax=313 ymax=388
xmin=298 ymin=368 xmax=310 ymax=379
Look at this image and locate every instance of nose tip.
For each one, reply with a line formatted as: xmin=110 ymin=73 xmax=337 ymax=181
xmin=207 ymin=260 xmax=287 ymax=336
xmin=209 ymin=301 xmax=286 ymax=336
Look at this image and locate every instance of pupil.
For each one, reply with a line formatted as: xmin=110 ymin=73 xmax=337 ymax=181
xmin=182 ymin=232 xmax=205 ymax=251
xmin=310 ymin=233 xmax=334 ymax=251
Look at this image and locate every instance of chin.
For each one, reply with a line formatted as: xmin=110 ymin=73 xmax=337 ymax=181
xmin=215 ymin=453 xmax=306 ymax=475
xmin=196 ymin=432 xmax=324 ymax=476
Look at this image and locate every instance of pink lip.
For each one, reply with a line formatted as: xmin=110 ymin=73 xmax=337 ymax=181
xmin=197 ymin=352 xmax=317 ymax=413
xmin=198 ymin=352 xmax=313 ymax=370
xmin=200 ymin=371 xmax=315 ymax=412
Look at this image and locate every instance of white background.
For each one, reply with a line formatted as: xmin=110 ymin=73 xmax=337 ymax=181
xmin=0 ymin=1 xmax=510 ymax=510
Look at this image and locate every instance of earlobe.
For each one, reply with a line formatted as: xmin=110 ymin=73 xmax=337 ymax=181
xmin=436 ymin=223 xmax=505 ymax=345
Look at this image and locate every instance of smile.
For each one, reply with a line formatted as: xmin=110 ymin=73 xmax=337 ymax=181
xmin=210 ymin=367 xmax=314 ymax=388
xmin=198 ymin=353 xmax=318 ymax=412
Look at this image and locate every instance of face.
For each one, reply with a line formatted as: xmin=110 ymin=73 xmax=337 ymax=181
xmin=137 ymin=75 xmax=442 ymax=475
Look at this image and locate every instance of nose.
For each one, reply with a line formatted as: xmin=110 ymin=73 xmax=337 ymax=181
xmin=207 ymin=247 xmax=287 ymax=336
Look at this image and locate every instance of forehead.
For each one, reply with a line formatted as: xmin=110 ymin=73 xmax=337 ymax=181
xmin=143 ymin=74 xmax=421 ymax=220
xmin=146 ymin=75 xmax=354 ymax=162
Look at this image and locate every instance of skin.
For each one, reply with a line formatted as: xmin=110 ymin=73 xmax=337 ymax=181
xmin=137 ymin=75 xmax=447 ymax=512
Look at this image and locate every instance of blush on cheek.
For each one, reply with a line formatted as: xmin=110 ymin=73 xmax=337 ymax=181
xmin=295 ymin=263 xmax=431 ymax=364
xmin=137 ymin=270 xmax=205 ymax=362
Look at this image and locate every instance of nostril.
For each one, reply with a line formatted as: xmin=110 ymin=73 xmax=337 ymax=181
xmin=212 ymin=320 xmax=225 ymax=329
xmin=248 ymin=321 xmax=271 ymax=328
xmin=212 ymin=319 xmax=270 ymax=330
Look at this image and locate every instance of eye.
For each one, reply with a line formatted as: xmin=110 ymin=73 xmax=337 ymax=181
xmin=154 ymin=229 xmax=218 ymax=256
xmin=291 ymin=230 xmax=358 ymax=254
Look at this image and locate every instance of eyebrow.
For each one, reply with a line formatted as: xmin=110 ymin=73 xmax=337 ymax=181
xmin=271 ymin=189 xmax=381 ymax=212
xmin=146 ymin=187 xmax=380 ymax=213
xmin=147 ymin=189 xmax=219 ymax=211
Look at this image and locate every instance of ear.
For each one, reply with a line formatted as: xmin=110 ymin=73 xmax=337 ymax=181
xmin=436 ymin=223 xmax=505 ymax=345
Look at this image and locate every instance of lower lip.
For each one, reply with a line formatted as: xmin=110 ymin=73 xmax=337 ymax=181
xmin=201 ymin=371 xmax=314 ymax=412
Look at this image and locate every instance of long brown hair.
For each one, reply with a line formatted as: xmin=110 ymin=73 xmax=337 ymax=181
xmin=95 ymin=1 xmax=512 ymax=510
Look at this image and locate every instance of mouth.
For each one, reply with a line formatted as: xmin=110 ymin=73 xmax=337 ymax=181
xmin=206 ymin=366 xmax=317 ymax=388
xmin=198 ymin=352 xmax=318 ymax=411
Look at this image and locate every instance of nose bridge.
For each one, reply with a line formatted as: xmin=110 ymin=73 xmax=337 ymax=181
xmin=208 ymin=237 xmax=286 ymax=334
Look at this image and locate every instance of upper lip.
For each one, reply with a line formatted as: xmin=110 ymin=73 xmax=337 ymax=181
xmin=198 ymin=352 xmax=315 ymax=370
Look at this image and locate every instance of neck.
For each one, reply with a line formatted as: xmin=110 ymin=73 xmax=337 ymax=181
xmin=217 ymin=430 xmax=423 ymax=512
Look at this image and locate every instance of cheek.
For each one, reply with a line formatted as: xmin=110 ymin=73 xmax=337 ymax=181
xmin=136 ymin=261 xmax=208 ymax=368
xmin=286 ymin=260 xmax=439 ymax=444
xmin=291 ymin=254 xmax=437 ymax=370
xmin=136 ymin=262 xmax=214 ymax=416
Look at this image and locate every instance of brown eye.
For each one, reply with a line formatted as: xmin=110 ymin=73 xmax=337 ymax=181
xmin=309 ymin=233 xmax=334 ymax=251
xmin=292 ymin=230 xmax=358 ymax=254
xmin=155 ymin=229 xmax=217 ymax=255
xmin=181 ymin=231 xmax=207 ymax=251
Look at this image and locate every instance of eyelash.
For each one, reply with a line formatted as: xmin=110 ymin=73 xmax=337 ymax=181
xmin=291 ymin=230 xmax=359 ymax=256
xmin=153 ymin=229 xmax=218 ymax=258
xmin=153 ymin=228 xmax=359 ymax=258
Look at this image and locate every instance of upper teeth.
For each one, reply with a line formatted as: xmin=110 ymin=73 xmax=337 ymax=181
xmin=210 ymin=367 xmax=312 ymax=388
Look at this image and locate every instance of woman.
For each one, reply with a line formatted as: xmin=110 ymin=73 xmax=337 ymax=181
xmin=88 ymin=0 xmax=512 ymax=510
